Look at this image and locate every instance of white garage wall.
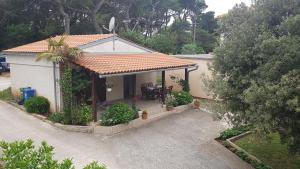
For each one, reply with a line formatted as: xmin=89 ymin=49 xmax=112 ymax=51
xmin=7 ymin=54 xmax=60 ymax=112
xmin=166 ymin=57 xmax=213 ymax=99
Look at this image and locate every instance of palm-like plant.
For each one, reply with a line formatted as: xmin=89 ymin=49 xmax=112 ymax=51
xmin=36 ymin=36 xmax=82 ymax=63
xmin=36 ymin=36 xmax=82 ymax=120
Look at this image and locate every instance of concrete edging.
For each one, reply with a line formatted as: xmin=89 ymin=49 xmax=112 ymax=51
xmin=3 ymin=100 xmax=192 ymax=135
xmin=226 ymin=131 xmax=263 ymax=163
xmin=94 ymin=104 xmax=191 ymax=135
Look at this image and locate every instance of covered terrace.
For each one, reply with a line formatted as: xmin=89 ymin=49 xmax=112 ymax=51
xmin=76 ymin=52 xmax=197 ymax=121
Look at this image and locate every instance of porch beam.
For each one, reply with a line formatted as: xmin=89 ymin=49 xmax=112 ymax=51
xmin=91 ymin=72 xmax=97 ymax=122
xmin=98 ymin=65 xmax=196 ymax=78
xmin=162 ymin=71 xmax=165 ymax=104
xmin=184 ymin=68 xmax=189 ymax=92
xmin=132 ymin=75 xmax=136 ymax=109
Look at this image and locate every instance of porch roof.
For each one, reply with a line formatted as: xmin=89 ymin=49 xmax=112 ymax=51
xmin=75 ymin=53 xmax=196 ymax=76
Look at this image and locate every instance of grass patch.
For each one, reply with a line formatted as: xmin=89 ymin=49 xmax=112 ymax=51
xmin=0 ymin=87 xmax=14 ymax=102
xmin=235 ymin=133 xmax=300 ymax=169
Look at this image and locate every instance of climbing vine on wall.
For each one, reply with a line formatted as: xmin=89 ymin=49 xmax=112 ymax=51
xmin=60 ymin=65 xmax=73 ymax=124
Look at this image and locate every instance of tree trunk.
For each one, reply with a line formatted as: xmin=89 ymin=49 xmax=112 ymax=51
xmin=91 ymin=0 xmax=106 ymax=34
xmin=55 ymin=0 xmax=70 ymax=34
xmin=124 ymin=5 xmax=131 ymax=31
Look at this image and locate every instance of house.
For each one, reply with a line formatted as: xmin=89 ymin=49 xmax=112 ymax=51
xmin=166 ymin=54 xmax=213 ymax=99
xmin=2 ymin=34 xmax=196 ymax=121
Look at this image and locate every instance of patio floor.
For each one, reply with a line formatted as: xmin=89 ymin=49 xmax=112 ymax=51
xmin=97 ymin=98 xmax=165 ymax=120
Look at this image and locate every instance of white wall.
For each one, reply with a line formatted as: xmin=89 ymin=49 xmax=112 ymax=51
xmin=83 ymin=40 xmax=149 ymax=53
xmin=105 ymin=72 xmax=158 ymax=101
xmin=166 ymin=58 xmax=213 ymax=99
xmin=136 ymin=72 xmax=158 ymax=96
xmin=7 ymin=54 xmax=61 ymax=112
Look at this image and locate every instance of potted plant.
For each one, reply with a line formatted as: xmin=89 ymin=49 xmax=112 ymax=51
xmin=194 ymin=99 xmax=200 ymax=109
xmin=142 ymin=110 xmax=148 ymax=120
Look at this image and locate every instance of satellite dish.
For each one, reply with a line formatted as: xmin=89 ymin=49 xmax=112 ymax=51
xmin=109 ymin=17 xmax=115 ymax=32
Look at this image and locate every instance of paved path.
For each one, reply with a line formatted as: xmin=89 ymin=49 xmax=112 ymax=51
xmin=0 ymin=101 xmax=252 ymax=169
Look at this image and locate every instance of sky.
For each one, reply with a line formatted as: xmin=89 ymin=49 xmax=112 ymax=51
xmin=205 ymin=0 xmax=252 ymax=16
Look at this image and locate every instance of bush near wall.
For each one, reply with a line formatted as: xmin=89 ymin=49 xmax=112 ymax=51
xmin=101 ymin=103 xmax=135 ymax=126
xmin=24 ymin=96 xmax=50 ymax=115
xmin=173 ymin=91 xmax=193 ymax=106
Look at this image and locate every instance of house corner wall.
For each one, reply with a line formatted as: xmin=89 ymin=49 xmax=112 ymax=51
xmin=7 ymin=54 xmax=61 ymax=112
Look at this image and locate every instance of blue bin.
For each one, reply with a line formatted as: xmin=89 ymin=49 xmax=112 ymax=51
xmin=24 ymin=88 xmax=35 ymax=102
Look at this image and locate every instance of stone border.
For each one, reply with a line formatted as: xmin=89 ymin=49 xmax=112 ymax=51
xmin=226 ymin=131 xmax=263 ymax=163
xmin=2 ymin=100 xmax=192 ymax=135
xmin=94 ymin=104 xmax=191 ymax=135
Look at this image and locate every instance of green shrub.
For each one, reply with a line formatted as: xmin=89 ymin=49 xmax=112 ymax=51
xmin=0 ymin=139 xmax=107 ymax=169
xmin=49 ymin=113 xmax=64 ymax=123
xmin=83 ymin=161 xmax=107 ymax=169
xmin=166 ymin=95 xmax=178 ymax=107
xmin=24 ymin=96 xmax=50 ymax=115
xmin=72 ymin=104 xmax=92 ymax=125
xmin=173 ymin=91 xmax=193 ymax=106
xmin=234 ymin=150 xmax=271 ymax=169
xmin=0 ymin=139 xmax=74 ymax=169
xmin=101 ymin=103 xmax=135 ymax=126
xmin=220 ymin=126 xmax=251 ymax=140
xmin=0 ymin=87 xmax=14 ymax=101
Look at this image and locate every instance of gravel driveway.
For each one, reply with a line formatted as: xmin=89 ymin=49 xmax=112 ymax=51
xmin=0 ymin=101 xmax=252 ymax=169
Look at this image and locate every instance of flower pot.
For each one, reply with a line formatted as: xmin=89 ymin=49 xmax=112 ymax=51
xmin=138 ymin=110 xmax=143 ymax=117
xmin=142 ymin=111 xmax=148 ymax=120
xmin=194 ymin=101 xmax=200 ymax=109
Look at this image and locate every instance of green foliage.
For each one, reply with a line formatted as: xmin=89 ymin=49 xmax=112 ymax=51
xmin=24 ymin=96 xmax=50 ymax=115
xmin=83 ymin=161 xmax=107 ymax=169
xmin=178 ymin=79 xmax=190 ymax=92
xmin=236 ymin=133 xmax=300 ymax=169
xmin=0 ymin=139 xmax=106 ymax=169
xmin=71 ymin=103 xmax=92 ymax=126
xmin=72 ymin=66 xmax=91 ymax=102
xmin=234 ymin=150 xmax=271 ymax=169
xmin=0 ymin=87 xmax=14 ymax=101
xmin=49 ymin=113 xmax=65 ymax=123
xmin=219 ymin=126 xmax=251 ymax=140
xmin=210 ymin=0 xmax=300 ymax=153
xmin=146 ymin=32 xmax=177 ymax=54
xmin=173 ymin=91 xmax=193 ymax=106
xmin=120 ymin=31 xmax=145 ymax=45
xmin=181 ymin=43 xmax=205 ymax=54
xmin=101 ymin=103 xmax=135 ymax=126
xmin=61 ymin=66 xmax=73 ymax=124
xmin=0 ymin=139 xmax=74 ymax=169
xmin=195 ymin=28 xmax=217 ymax=53
xmin=166 ymin=95 xmax=178 ymax=107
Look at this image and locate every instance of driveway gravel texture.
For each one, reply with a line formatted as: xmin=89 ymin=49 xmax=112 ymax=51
xmin=0 ymin=101 xmax=252 ymax=169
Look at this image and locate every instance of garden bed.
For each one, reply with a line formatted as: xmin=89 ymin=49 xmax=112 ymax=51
xmin=234 ymin=133 xmax=300 ymax=169
xmin=216 ymin=127 xmax=271 ymax=169
xmin=7 ymin=101 xmax=191 ymax=135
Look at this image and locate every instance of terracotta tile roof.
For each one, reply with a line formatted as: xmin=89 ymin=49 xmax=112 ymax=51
xmin=75 ymin=53 xmax=196 ymax=75
xmin=4 ymin=34 xmax=113 ymax=53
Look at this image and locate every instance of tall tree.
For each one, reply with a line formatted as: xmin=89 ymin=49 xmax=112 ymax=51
xmin=210 ymin=0 xmax=300 ymax=154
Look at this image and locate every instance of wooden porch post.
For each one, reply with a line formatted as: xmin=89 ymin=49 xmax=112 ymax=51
xmin=91 ymin=72 xmax=97 ymax=122
xmin=162 ymin=71 xmax=165 ymax=104
xmin=131 ymin=75 xmax=136 ymax=109
xmin=184 ymin=68 xmax=189 ymax=92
